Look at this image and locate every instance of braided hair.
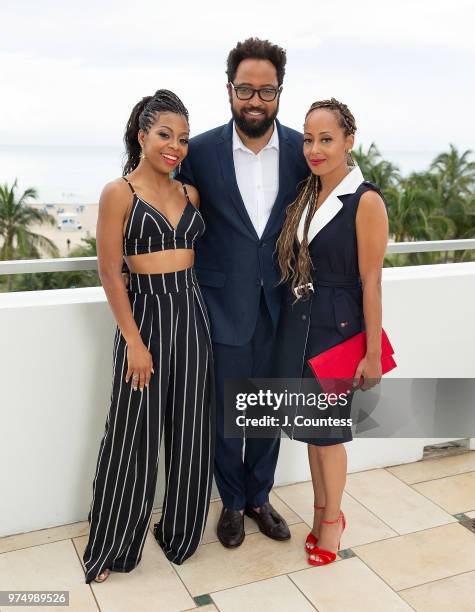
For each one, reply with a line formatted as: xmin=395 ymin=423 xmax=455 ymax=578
xmin=123 ymin=89 xmax=189 ymax=175
xmin=276 ymin=98 xmax=357 ymax=301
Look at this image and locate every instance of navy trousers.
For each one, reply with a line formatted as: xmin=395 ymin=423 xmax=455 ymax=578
xmin=212 ymin=289 xmax=279 ymax=510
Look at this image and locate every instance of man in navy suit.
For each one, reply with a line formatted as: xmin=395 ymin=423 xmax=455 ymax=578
xmin=177 ymin=37 xmax=309 ymax=548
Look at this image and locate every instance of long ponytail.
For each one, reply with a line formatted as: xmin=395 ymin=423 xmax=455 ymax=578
xmin=123 ymin=96 xmax=153 ymax=175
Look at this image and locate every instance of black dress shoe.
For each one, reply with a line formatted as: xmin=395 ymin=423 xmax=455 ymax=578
xmin=217 ymin=507 xmax=245 ymax=548
xmin=245 ymin=502 xmax=291 ymax=541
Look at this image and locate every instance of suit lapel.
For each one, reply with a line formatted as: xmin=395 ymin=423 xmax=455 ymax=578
xmin=297 ymin=194 xmax=343 ymax=244
xmin=297 ymin=166 xmax=365 ymax=245
xmin=217 ymin=120 xmax=259 ymax=240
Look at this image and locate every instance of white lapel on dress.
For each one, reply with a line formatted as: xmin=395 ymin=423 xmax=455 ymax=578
xmin=297 ymin=166 xmax=365 ymax=245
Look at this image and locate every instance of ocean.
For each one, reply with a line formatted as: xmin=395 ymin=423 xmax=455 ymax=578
xmin=0 ymin=145 xmax=441 ymax=205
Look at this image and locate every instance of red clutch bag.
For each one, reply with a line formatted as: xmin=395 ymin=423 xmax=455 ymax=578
xmin=307 ymin=328 xmax=397 ymax=394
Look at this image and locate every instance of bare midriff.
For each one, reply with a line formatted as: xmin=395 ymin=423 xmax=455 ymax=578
xmin=124 ymin=249 xmax=195 ymax=274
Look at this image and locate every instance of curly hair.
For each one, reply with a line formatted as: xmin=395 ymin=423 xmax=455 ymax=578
xmin=226 ymin=37 xmax=287 ymax=85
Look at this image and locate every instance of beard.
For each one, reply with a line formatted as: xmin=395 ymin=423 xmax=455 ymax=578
xmin=231 ymin=102 xmax=279 ymax=138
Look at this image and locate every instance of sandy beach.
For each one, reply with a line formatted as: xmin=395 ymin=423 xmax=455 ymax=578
xmin=29 ymin=203 xmax=99 ymax=257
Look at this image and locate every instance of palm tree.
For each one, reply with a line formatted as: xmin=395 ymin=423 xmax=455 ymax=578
xmin=0 ymin=179 xmax=59 ymax=291
xmin=352 ymin=143 xmax=401 ymax=192
xmin=64 ymin=235 xmax=100 ymax=288
xmin=385 ymin=175 xmax=458 ymax=266
xmin=430 ymin=145 xmax=475 ymax=195
xmin=353 ymin=143 xmax=475 ymax=265
xmin=68 ymin=235 xmax=96 ymax=257
xmin=12 ymin=234 xmax=100 ymax=291
xmin=429 ymin=145 xmax=475 ymax=261
xmin=352 ymin=143 xmax=402 ymax=246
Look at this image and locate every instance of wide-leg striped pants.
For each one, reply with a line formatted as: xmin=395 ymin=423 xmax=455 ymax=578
xmin=83 ymin=266 xmax=215 ymax=584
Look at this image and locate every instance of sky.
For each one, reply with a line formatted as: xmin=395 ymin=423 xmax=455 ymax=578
xmin=1 ymin=0 xmax=474 ymax=153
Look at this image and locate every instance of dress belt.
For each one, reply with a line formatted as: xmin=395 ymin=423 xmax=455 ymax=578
xmin=293 ymin=272 xmax=361 ymax=298
xmin=310 ymin=271 xmax=361 ymax=288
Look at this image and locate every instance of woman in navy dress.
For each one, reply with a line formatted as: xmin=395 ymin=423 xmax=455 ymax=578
xmin=274 ymin=98 xmax=388 ymax=566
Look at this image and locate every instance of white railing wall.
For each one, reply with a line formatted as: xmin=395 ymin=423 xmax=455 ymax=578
xmin=1 ymin=244 xmax=474 ymax=537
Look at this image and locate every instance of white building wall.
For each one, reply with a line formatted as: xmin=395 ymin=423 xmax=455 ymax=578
xmin=1 ymin=262 xmax=474 ymax=536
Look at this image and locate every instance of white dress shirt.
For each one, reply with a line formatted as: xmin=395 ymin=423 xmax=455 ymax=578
xmin=232 ymin=121 xmax=279 ymax=238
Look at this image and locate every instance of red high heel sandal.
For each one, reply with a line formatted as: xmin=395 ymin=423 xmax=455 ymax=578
xmin=308 ymin=509 xmax=346 ymax=566
xmin=305 ymin=504 xmax=325 ymax=552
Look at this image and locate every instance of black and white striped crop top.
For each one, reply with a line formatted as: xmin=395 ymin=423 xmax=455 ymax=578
xmin=122 ymin=176 xmax=205 ymax=256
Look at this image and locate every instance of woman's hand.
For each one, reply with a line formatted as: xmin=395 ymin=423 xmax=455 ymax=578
xmin=352 ymin=354 xmax=382 ymax=391
xmin=125 ymin=339 xmax=154 ymax=392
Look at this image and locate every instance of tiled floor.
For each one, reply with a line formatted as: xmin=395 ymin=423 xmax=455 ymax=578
xmin=1 ymin=452 xmax=475 ymax=611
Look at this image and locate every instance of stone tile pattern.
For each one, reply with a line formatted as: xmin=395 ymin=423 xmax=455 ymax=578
xmin=0 ymin=452 xmax=474 ymax=611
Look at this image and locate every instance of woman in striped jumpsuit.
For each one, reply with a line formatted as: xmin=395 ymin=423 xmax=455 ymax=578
xmin=83 ymin=90 xmax=215 ymax=584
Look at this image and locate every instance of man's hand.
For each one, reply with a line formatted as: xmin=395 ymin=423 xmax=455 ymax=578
xmin=121 ymin=272 xmax=130 ymax=289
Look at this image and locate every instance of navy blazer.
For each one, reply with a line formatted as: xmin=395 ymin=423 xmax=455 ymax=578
xmin=176 ymin=118 xmax=309 ymax=346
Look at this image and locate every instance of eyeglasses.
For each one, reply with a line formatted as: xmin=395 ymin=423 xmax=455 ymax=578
xmin=229 ymin=82 xmax=282 ymax=102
